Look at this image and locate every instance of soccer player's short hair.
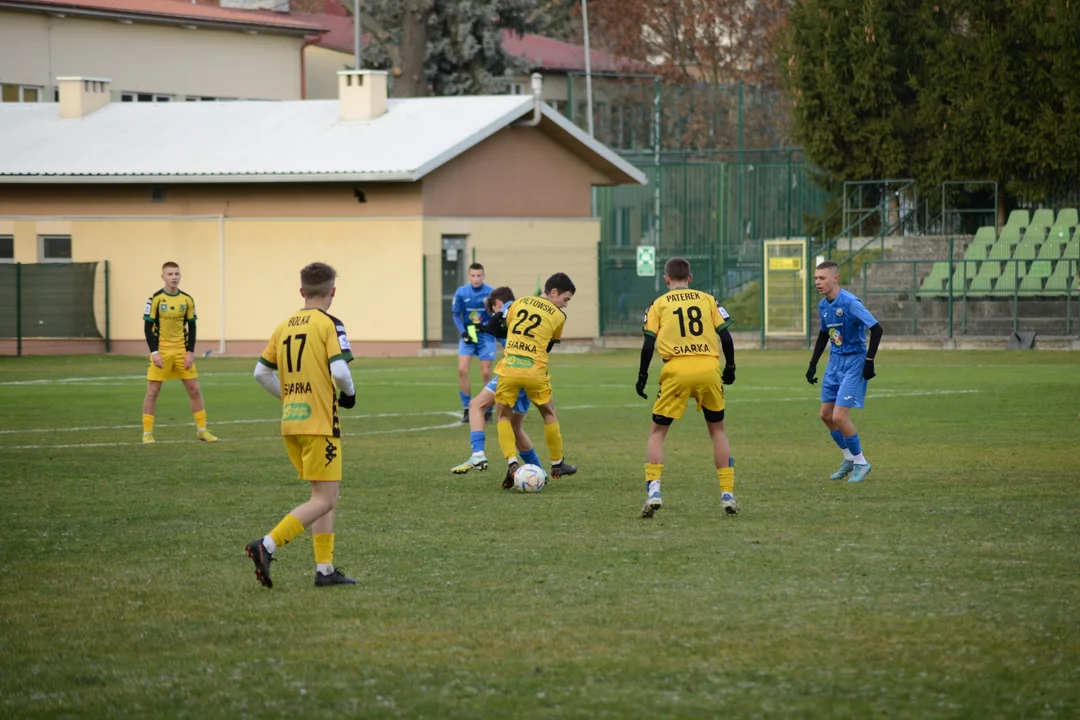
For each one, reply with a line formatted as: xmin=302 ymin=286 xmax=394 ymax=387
xmin=544 ymin=272 xmax=576 ymax=295
xmin=664 ymin=257 xmax=691 ymax=281
xmin=486 ymin=286 xmax=515 ymax=312
xmin=817 ymin=260 xmax=840 ymax=272
xmin=300 ymin=262 xmax=337 ymax=298
xmin=162 ymin=261 xmax=179 ymax=271
xmin=468 ymin=263 xmax=484 ymax=272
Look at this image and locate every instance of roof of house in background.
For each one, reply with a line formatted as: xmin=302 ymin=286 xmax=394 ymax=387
xmin=0 ymin=0 xmax=327 ymax=34
xmin=501 ymin=32 xmax=652 ymax=74
xmin=0 ymin=95 xmax=646 ymax=185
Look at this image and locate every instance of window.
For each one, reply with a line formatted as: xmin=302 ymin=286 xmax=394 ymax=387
xmin=39 ymin=235 xmax=72 ymax=262
xmin=0 ymin=235 xmax=13 ymax=263
xmin=1 ymin=84 xmax=42 ymax=102
xmin=185 ymin=96 xmax=220 ymax=102
xmin=121 ymin=92 xmax=172 ymax=102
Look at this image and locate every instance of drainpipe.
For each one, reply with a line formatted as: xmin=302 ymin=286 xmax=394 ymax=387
xmin=299 ymin=36 xmax=322 ymax=99
xmin=513 ymin=73 xmax=544 ymax=127
xmin=218 ymin=212 xmax=226 ymax=355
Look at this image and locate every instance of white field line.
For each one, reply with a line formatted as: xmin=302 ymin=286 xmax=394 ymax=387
xmin=3 ymin=421 xmax=464 ymax=451
xmin=0 ymin=365 xmax=454 ymax=387
xmin=0 ymin=389 xmax=979 ymax=450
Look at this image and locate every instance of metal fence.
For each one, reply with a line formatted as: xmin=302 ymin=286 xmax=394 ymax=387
xmin=595 ymin=159 xmax=830 ymax=334
xmin=0 ymin=261 xmax=110 ymax=355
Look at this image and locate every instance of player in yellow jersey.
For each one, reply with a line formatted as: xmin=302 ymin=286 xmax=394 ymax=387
xmin=492 ymin=272 xmax=578 ymax=489
xmin=140 ymin=261 xmax=217 ymax=444
xmin=635 ymin=257 xmax=739 ymax=518
xmin=245 ymin=262 xmax=358 ymax=589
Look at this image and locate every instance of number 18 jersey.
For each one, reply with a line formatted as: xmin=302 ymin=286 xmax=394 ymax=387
xmin=259 ymin=308 xmax=353 ymax=437
xmin=643 ymin=288 xmax=732 ymax=361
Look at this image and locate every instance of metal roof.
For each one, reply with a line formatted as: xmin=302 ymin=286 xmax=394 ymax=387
xmin=0 ymin=95 xmax=646 ymax=185
xmin=0 ymin=0 xmax=328 ymax=34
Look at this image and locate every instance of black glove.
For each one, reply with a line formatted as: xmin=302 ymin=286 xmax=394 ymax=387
xmin=338 ymin=391 xmax=356 ymax=409
xmin=862 ymin=358 xmax=876 ymax=381
xmin=722 ymin=363 xmax=736 ymax=385
xmin=635 ymin=373 xmax=649 ymax=399
xmin=806 ymin=363 xmax=819 ymax=385
xmin=461 ymin=329 xmax=476 ymax=345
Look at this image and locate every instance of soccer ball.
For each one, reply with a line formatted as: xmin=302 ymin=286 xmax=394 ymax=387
xmin=513 ymin=464 xmax=547 ymax=493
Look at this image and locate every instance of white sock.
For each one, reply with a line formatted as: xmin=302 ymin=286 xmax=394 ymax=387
xmin=317 ymin=563 xmax=334 ymax=576
xmin=261 ymin=536 xmax=276 ymax=554
xmin=508 ymin=456 xmax=520 ymax=465
xmin=852 ymin=453 xmax=867 ymax=465
xmin=472 ymin=451 xmax=486 ymax=459
xmin=551 ymin=458 xmax=562 ymax=465
xmin=648 ymin=480 xmax=661 ymax=495
xmin=842 ymin=448 xmax=855 ymax=461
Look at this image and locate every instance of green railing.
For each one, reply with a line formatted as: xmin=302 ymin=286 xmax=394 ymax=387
xmin=0 ymin=261 xmax=110 ymax=356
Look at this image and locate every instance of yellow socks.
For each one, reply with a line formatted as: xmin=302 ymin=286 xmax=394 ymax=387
xmin=645 ymin=462 xmax=663 ymax=482
xmin=717 ymin=466 xmax=735 ymax=495
xmin=268 ymin=513 xmax=304 ymax=550
xmin=497 ymin=420 xmax=517 ymax=460
xmin=193 ymin=409 xmax=207 ymax=432
xmin=142 ymin=414 xmax=154 ymax=433
xmin=313 ymin=533 xmax=334 ymax=566
xmin=544 ymin=422 xmax=564 ymax=465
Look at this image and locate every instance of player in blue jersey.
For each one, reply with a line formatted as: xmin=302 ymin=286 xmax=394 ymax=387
xmin=450 ymin=286 xmax=544 ymax=475
xmin=452 ymin=263 xmax=496 ymax=424
xmin=806 ymin=261 xmax=884 ymax=483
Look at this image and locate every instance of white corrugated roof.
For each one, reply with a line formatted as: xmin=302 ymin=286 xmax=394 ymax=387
xmin=0 ymin=95 xmax=646 ymax=185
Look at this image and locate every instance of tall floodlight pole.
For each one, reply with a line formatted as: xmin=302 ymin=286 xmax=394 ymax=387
xmin=582 ymin=0 xmax=594 ymax=136
xmin=354 ymin=0 xmax=362 ymax=69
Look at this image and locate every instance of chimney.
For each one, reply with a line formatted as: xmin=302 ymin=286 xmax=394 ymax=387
xmin=57 ymin=77 xmax=111 ymax=119
xmin=219 ymin=0 xmax=288 ymax=12
xmin=338 ymin=70 xmax=388 ymax=122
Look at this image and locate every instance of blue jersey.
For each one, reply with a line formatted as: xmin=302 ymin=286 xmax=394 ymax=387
xmin=452 ymin=283 xmax=494 ymax=334
xmin=818 ymin=289 xmax=877 ymax=357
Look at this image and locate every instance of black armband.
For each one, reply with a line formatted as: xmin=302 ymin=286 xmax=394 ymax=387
xmin=144 ymin=320 xmax=159 ymax=353
xmin=718 ymin=328 xmax=735 ymax=367
xmin=546 ymin=339 xmax=556 ymax=353
xmin=186 ymin=320 xmax=197 ymax=353
xmin=866 ymin=323 xmax=883 ymax=358
xmin=638 ymin=334 xmax=657 ymax=377
xmin=482 ymin=314 xmax=508 ymax=339
xmin=810 ymin=330 xmax=830 ymax=365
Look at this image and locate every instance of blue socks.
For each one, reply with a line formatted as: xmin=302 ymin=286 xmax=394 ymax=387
xmin=469 ymin=431 xmax=486 ymax=454
xmin=829 ymin=429 xmax=847 ymax=450
xmin=520 ymin=448 xmax=541 ymax=467
xmin=844 ymin=433 xmax=862 ymax=457
xmin=459 ymin=391 xmax=471 ymax=409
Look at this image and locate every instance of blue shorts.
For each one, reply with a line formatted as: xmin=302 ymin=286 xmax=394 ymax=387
xmin=485 ymin=375 xmax=531 ymax=415
xmin=821 ymin=353 xmax=868 ymax=409
xmin=458 ymin=332 xmax=497 ymax=362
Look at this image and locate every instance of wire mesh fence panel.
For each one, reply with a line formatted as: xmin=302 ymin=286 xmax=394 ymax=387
xmin=763 ymin=239 xmax=808 ymax=337
xmin=0 ymin=262 xmax=105 ymax=343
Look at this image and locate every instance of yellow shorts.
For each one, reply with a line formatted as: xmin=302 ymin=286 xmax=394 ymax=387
xmin=147 ymin=352 xmax=198 ymax=382
xmin=495 ymin=372 xmax=553 ymax=406
xmin=284 ymin=435 xmax=343 ymax=482
xmin=652 ymin=356 xmax=725 ymax=420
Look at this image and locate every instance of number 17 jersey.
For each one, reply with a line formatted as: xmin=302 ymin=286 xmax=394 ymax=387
xmin=260 ymin=308 xmax=353 ymax=437
xmin=643 ymin=288 xmax=732 ymax=361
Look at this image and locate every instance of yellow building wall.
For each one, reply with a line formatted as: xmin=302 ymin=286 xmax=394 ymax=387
xmin=422 ymin=218 xmax=600 ymax=342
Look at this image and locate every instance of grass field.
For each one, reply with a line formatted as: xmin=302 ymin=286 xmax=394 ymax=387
xmin=1 ymin=350 xmax=1078 ymax=719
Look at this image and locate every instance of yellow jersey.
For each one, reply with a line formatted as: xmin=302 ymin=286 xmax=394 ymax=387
xmin=643 ymin=288 xmax=732 ymax=361
xmin=494 ymin=295 xmax=566 ymax=377
xmin=143 ymin=289 xmax=196 ymax=353
xmin=259 ymin=308 xmax=354 ymax=437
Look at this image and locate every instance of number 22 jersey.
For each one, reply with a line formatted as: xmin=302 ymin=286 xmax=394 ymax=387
xmin=643 ymin=288 xmax=732 ymax=361
xmin=494 ymin=295 xmax=566 ymax=377
xmin=259 ymin=308 xmax=353 ymax=437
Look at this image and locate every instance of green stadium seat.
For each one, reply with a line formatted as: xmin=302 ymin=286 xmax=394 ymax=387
xmin=1054 ymin=208 xmax=1078 ymax=228
xmin=973 ymin=226 xmax=997 ymax=245
xmin=1027 ymin=259 xmax=1053 ymax=279
xmin=994 ymin=262 xmax=1025 ymax=294
xmin=919 ymin=261 xmax=952 ymax=297
xmin=1044 ymin=260 xmax=1076 ymax=294
xmin=1036 ymin=241 xmax=1062 ymax=261
xmin=1018 ymin=274 xmax=1044 ymax=296
xmin=999 ymin=226 xmax=1022 ymax=244
xmin=963 ymin=241 xmax=988 ymax=262
xmin=1013 ymin=240 xmax=1040 ymax=261
xmin=951 ymin=262 xmax=978 ymax=293
xmin=1030 ymin=208 xmax=1055 ymax=227
xmin=1046 ymin=225 xmax=1071 ymax=245
xmin=967 ymin=263 xmax=998 ymax=296
xmin=1005 ymin=209 xmax=1030 ymax=228
xmin=986 ymin=240 xmax=1014 ymax=261
xmin=1064 ymin=236 xmax=1080 ymax=261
